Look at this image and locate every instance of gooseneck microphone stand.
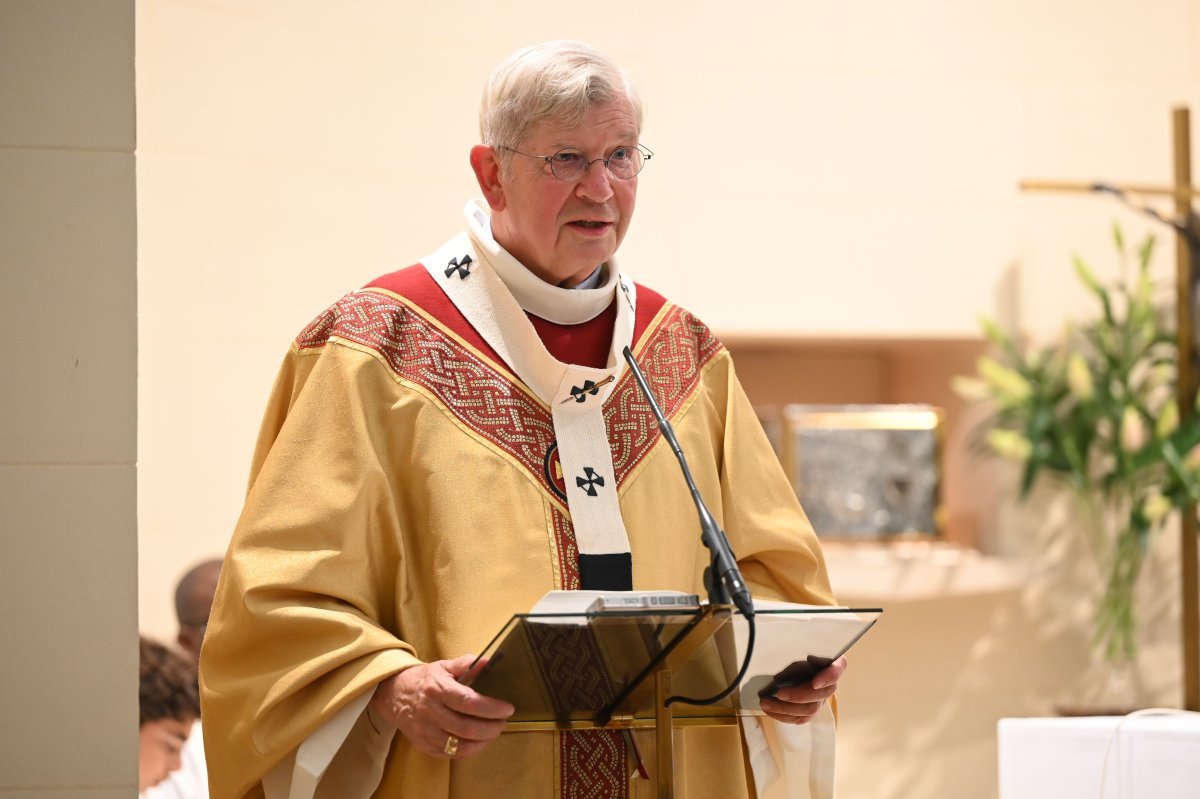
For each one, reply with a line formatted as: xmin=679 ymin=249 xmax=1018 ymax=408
xmin=622 ymin=346 xmax=756 ymax=707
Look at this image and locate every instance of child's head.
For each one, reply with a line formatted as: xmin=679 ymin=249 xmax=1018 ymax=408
xmin=138 ymin=636 xmax=200 ymax=791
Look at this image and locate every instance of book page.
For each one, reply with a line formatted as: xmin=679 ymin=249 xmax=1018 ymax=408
xmin=529 ymin=589 xmax=698 ymax=614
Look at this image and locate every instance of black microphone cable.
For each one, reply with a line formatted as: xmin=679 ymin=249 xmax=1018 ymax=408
xmin=622 ymin=345 xmax=757 ymax=708
xmin=664 ymin=612 xmax=756 ymax=708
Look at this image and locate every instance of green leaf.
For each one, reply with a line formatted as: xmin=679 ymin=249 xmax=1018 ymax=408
xmin=1138 ymin=234 xmax=1157 ymax=270
xmin=1127 ymin=416 xmax=1200 ymax=471
xmin=1073 ymin=254 xmax=1105 ymax=298
xmin=1019 ymin=456 xmax=1038 ymax=497
xmin=978 ymin=315 xmax=1017 ymax=357
xmin=1163 ymin=439 xmax=1200 ymax=503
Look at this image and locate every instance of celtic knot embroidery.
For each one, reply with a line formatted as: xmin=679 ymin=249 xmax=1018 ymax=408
xmin=296 ymin=293 xmax=722 ymax=505
xmin=296 ymin=291 xmax=559 ymax=497
xmin=605 ymin=306 xmax=723 ymax=483
xmin=561 ymin=729 xmax=627 ymax=799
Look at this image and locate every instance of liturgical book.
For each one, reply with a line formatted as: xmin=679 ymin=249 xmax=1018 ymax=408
xmin=461 ymin=591 xmax=881 ymax=726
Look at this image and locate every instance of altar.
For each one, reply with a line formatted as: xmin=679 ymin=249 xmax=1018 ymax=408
xmin=997 ymin=714 xmax=1200 ymax=798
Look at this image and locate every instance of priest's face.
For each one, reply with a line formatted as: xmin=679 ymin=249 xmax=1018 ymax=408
xmin=476 ymin=99 xmax=639 ymax=287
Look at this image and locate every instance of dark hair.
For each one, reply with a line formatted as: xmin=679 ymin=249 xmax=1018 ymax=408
xmin=139 ymin=636 xmax=201 ymax=726
xmin=174 ymin=559 xmax=222 ymax=628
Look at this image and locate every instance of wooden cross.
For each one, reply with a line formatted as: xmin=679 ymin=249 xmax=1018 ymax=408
xmin=1020 ymin=106 xmax=1200 ymax=712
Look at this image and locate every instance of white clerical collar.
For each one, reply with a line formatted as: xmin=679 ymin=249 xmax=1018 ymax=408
xmin=464 ymin=199 xmax=617 ymax=325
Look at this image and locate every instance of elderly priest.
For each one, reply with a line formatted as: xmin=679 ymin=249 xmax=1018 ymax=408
xmin=201 ymin=40 xmax=844 ymax=799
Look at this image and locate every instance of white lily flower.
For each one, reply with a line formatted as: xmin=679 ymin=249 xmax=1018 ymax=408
xmin=987 ymin=429 xmax=1033 ymax=461
xmin=977 ymin=357 xmax=1032 ymax=404
xmin=1120 ymin=406 xmax=1146 ymax=452
xmin=952 ymin=376 xmax=991 ymax=402
xmin=1066 ymin=353 xmax=1094 ymax=401
xmin=1143 ymin=491 xmax=1172 ymax=525
xmin=1156 ymin=401 xmax=1179 ymax=440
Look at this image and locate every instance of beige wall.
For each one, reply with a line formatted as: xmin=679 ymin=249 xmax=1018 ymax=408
xmin=0 ymin=1 xmax=138 ymax=797
xmin=135 ymin=2 xmax=1200 ymax=798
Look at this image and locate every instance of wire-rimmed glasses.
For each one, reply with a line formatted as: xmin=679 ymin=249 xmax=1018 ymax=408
xmin=503 ymin=144 xmax=653 ymax=182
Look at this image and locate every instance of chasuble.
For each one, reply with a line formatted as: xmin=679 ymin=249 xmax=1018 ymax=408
xmin=200 ymin=209 xmax=835 ymax=799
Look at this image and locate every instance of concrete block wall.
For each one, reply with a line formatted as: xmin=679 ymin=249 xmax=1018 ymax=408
xmin=0 ymin=2 xmax=138 ymax=797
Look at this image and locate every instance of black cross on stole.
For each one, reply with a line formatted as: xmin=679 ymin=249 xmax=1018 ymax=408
xmin=445 ymin=254 xmax=473 ymax=279
xmin=576 ymin=467 xmax=605 ymax=497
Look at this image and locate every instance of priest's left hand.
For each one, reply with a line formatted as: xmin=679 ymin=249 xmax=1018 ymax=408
xmin=758 ymin=656 xmax=846 ymax=725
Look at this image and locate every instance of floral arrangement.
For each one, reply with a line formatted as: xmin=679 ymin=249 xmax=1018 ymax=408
xmin=955 ymin=226 xmax=1200 ymax=664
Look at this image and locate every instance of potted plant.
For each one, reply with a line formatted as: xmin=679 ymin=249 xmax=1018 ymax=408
xmin=955 ymin=226 xmax=1200 ymax=686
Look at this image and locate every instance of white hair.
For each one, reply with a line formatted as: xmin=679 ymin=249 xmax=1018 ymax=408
xmin=479 ymin=40 xmax=644 ymax=154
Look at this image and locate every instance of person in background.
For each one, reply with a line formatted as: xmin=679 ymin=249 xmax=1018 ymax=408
xmin=139 ymin=636 xmax=201 ymax=795
xmin=144 ymin=559 xmax=222 ymax=799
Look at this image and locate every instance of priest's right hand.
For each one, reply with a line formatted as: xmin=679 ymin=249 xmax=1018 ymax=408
xmin=369 ymin=653 xmax=515 ymax=759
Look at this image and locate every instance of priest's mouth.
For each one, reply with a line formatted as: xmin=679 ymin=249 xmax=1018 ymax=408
xmin=568 ymin=220 xmax=613 ymax=232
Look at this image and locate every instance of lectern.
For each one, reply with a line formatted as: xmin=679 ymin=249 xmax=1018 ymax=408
xmin=462 ymin=603 xmax=881 ymax=798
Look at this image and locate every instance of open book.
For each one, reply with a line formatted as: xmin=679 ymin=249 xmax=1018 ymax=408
xmin=709 ymin=597 xmax=873 ymax=704
xmin=462 ymin=590 xmax=881 ymax=723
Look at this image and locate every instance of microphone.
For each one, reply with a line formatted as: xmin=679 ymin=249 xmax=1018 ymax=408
xmin=622 ymin=346 xmax=755 ymax=619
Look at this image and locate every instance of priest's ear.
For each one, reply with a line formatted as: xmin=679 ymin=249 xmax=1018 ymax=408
xmin=470 ymin=145 xmax=507 ymax=212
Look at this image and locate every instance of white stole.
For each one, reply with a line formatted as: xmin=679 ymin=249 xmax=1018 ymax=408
xmin=419 ymin=201 xmax=637 ymax=562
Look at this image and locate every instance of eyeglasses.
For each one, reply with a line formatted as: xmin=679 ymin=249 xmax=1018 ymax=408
xmin=503 ymin=144 xmax=653 ymax=182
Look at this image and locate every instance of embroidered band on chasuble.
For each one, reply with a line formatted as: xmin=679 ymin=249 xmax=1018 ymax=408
xmin=292 ymin=282 xmax=723 ymax=538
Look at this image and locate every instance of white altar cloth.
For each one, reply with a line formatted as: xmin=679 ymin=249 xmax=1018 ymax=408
xmin=997 ymin=714 xmax=1200 ymax=799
